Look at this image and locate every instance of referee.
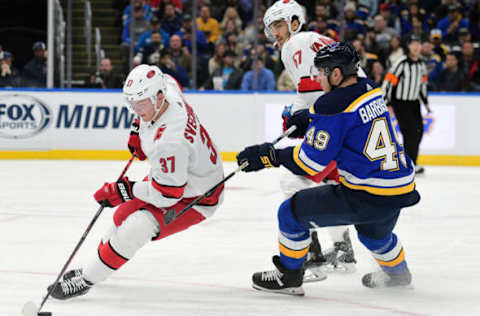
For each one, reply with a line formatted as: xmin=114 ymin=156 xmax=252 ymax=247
xmin=382 ymin=34 xmax=432 ymax=174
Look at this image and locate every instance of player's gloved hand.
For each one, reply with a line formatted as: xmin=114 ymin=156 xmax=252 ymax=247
xmin=236 ymin=143 xmax=279 ymax=172
xmin=94 ymin=177 xmax=136 ymax=207
xmin=286 ymin=109 xmax=311 ymax=138
xmin=281 ymin=104 xmax=293 ymax=132
xmin=128 ymin=118 xmax=147 ymax=161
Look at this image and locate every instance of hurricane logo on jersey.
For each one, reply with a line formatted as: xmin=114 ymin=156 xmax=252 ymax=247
xmin=0 ymin=94 xmax=52 ymax=139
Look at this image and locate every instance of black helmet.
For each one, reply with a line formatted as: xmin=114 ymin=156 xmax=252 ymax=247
xmin=314 ymin=42 xmax=360 ymax=77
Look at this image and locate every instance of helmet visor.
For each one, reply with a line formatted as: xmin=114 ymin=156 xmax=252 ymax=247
xmin=124 ymin=97 xmax=154 ymax=113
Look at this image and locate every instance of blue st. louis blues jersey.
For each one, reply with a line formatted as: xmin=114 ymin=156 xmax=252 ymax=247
xmin=283 ymin=78 xmax=415 ymax=197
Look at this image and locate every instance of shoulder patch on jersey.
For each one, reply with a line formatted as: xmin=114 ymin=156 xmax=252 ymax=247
xmin=154 ymin=124 xmax=167 ymax=141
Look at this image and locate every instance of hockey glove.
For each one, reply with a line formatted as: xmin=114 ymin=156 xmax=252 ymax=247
xmin=281 ymin=104 xmax=293 ymax=132
xmin=128 ymin=118 xmax=147 ymax=161
xmin=94 ymin=177 xmax=136 ymax=207
xmin=237 ymin=143 xmax=279 ymax=172
xmin=286 ymin=109 xmax=311 ymax=138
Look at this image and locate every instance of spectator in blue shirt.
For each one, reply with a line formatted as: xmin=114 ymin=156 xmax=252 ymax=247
xmin=437 ymin=4 xmax=469 ymax=42
xmin=241 ymin=59 xmax=275 ymax=91
xmin=121 ymin=5 xmax=150 ymax=45
xmin=161 ymin=4 xmax=182 ymax=35
xmin=158 ymin=48 xmax=190 ymax=88
xmin=123 ymin=0 xmax=152 ymax=25
xmin=174 ymin=14 xmax=209 ymax=55
xmin=136 ymin=17 xmax=171 ymax=53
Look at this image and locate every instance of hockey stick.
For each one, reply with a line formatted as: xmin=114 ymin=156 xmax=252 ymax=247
xmin=165 ymin=125 xmax=297 ymax=225
xmin=22 ymin=154 xmax=136 ymax=316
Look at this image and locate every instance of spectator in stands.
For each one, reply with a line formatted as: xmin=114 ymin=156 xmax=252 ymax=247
xmin=169 ymin=34 xmax=192 ymax=78
xmin=123 ymin=0 xmax=152 ymax=25
xmin=386 ymin=36 xmax=404 ymax=69
xmin=276 ymin=69 xmax=295 ymax=91
xmin=373 ymin=14 xmax=398 ymax=61
xmin=430 ymin=28 xmax=448 ymax=61
xmin=241 ymin=59 xmax=275 ymax=91
xmin=0 ymin=52 xmax=20 ymax=87
xmin=136 ymin=17 xmax=170 ymax=53
xmin=197 ymin=6 xmax=221 ymax=49
xmin=157 ymin=47 xmax=189 ymax=87
xmin=122 ymin=5 xmax=150 ymax=46
xmin=406 ymin=15 xmax=429 ymax=42
xmin=201 ymin=50 xmax=243 ymax=90
xmin=343 ymin=2 xmax=366 ymax=40
xmin=369 ymin=61 xmax=385 ymax=86
xmin=208 ymin=43 xmax=226 ymax=75
xmin=160 ymin=3 xmax=182 ymax=35
xmin=87 ymin=58 xmax=124 ymax=89
xmin=437 ymin=53 xmax=465 ymax=91
xmin=175 ymin=14 xmax=209 ymax=55
xmin=155 ymin=0 xmax=184 ymax=18
xmin=421 ymin=40 xmax=443 ymax=87
xmin=22 ymin=41 xmax=47 ymax=87
xmin=437 ymin=4 xmax=469 ymax=43
xmin=459 ymin=41 xmax=480 ymax=91
xmin=359 ymin=0 xmax=378 ymax=19
xmin=379 ymin=3 xmax=402 ymax=35
xmin=136 ymin=31 xmax=164 ymax=64
xmin=223 ymin=31 xmax=246 ymax=64
xmin=352 ymin=39 xmax=378 ymax=72
xmin=308 ymin=15 xmax=339 ymax=42
xmin=220 ymin=7 xmax=242 ymax=31
xmin=458 ymin=27 xmax=473 ymax=47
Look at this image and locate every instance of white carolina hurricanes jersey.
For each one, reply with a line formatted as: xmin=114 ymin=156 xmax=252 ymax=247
xmin=132 ymin=77 xmax=224 ymax=218
xmin=281 ymin=32 xmax=367 ymax=113
xmin=281 ymin=32 xmax=334 ymax=112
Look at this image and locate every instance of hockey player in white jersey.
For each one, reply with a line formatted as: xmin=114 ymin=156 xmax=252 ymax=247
xmin=47 ymin=65 xmax=224 ymax=300
xmin=264 ymin=0 xmax=358 ymax=279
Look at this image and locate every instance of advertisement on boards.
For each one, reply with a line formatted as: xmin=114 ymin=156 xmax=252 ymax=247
xmin=0 ymin=91 xmax=133 ymax=150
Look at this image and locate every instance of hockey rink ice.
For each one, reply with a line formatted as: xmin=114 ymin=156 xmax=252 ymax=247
xmin=1 ymin=160 xmax=480 ymax=316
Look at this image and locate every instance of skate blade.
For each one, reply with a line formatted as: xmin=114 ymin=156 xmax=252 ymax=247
xmin=321 ymin=262 xmax=357 ymax=274
xmin=252 ymin=284 xmax=305 ymax=296
xmin=303 ymin=269 xmax=328 ymax=283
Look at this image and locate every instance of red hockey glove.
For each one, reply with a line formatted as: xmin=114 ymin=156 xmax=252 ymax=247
xmin=128 ymin=118 xmax=147 ymax=161
xmin=94 ymin=177 xmax=136 ymax=207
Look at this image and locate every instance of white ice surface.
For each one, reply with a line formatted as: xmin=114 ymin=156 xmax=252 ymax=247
xmin=1 ymin=161 xmax=480 ymax=316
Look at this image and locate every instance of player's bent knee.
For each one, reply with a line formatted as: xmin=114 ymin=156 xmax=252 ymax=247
xmin=113 ymin=198 xmax=148 ymax=227
xmin=278 ymin=198 xmax=306 ymax=234
xmin=110 ymin=210 xmax=160 ymax=258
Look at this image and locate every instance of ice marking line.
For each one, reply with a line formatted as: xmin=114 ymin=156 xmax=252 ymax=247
xmin=1 ymin=269 xmax=425 ymax=316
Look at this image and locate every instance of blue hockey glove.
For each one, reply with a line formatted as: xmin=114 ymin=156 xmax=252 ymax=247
xmin=236 ymin=143 xmax=279 ymax=172
xmin=286 ymin=109 xmax=311 ymax=138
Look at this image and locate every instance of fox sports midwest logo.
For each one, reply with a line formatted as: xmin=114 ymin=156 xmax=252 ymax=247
xmin=0 ymin=94 xmax=52 ymax=139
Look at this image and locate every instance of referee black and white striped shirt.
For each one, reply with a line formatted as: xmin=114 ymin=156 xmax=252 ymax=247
xmin=382 ymin=55 xmax=429 ymax=105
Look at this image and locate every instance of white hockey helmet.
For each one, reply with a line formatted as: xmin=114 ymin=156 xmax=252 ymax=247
xmin=123 ymin=64 xmax=167 ymax=114
xmin=263 ymin=0 xmax=306 ymax=42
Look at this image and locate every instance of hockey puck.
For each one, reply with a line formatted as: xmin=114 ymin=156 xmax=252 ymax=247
xmin=38 ymin=313 xmax=52 ymax=316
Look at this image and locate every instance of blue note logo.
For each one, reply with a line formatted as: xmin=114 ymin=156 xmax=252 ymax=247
xmin=0 ymin=94 xmax=52 ymax=139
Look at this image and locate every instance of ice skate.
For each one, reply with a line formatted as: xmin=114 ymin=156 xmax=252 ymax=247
xmin=362 ymin=268 xmax=412 ymax=288
xmin=252 ymin=255 xmax=305 ymax=296
xmin=303 ymin=231 xmax=327 ymax=283
xmin=323 ymin=230 xmax=357 ymax=273
xmin=48 ymin=269 xmax=93 ymax=300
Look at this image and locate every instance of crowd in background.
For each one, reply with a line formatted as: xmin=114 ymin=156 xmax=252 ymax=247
xmin=1 ymin=0 xmax=480 ymax=92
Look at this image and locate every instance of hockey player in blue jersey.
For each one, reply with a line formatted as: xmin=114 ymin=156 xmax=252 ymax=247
xmin=236 ymin=42 xmax=420 ymax=295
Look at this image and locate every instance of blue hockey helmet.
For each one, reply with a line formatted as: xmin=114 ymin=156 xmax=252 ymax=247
xmin=314 ymin=42 xmax=360 ymax=78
